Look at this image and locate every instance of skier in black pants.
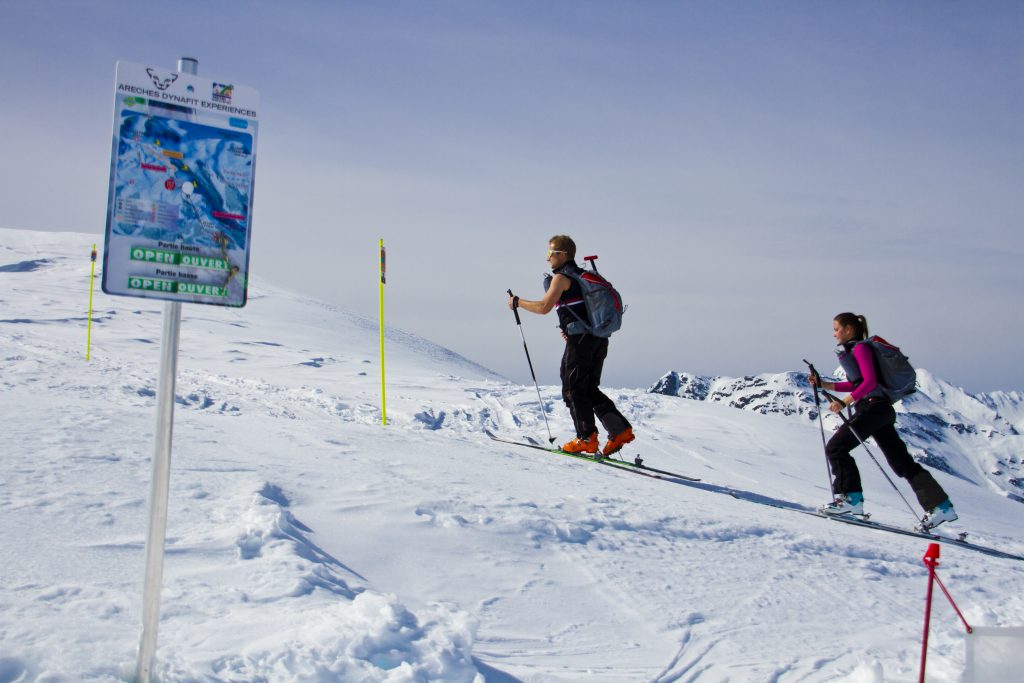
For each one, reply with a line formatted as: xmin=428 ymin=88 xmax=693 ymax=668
xmin=507 ymin=235 xmax=634 ymax=456
xmin=810 ymin=312 xmax=958 ymax=530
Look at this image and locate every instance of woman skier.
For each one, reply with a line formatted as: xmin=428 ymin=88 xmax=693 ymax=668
xmin=810 ymin=312 xmax=958 ymax=530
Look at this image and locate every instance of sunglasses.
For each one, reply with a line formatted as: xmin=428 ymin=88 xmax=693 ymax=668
xmin=547 ymin=249 xmax=567 ymax=257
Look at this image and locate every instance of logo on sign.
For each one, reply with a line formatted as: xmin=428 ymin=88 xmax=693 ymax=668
xmin=145 ymin=68 xmax=179 ymax=91
xmin=212 ymin=83 xmax=234 ymax=104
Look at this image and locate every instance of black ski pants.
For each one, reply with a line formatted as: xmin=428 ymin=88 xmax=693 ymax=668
xmin=825 ymin=397 xmax=948 ymax=511
xmin=560 ymin=334 xmax=630 ymax=439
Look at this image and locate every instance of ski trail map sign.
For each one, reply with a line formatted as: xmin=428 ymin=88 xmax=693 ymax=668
xmin=102 ymin=61 xmax=259 ymax=307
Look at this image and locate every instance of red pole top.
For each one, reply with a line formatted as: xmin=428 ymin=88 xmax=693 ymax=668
xmin=583 ymin=255 xmax=598 ymax=261
xmin=923 ymin=543 xmax=941 ymax=565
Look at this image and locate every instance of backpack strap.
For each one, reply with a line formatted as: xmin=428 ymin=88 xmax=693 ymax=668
xmin=564 ymin=301 xmax=591 ymax=331
xmin=555 ymin=267 xmax=593 ymax=334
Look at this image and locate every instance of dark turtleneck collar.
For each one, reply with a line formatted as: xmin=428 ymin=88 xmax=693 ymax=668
xmin=553 ymin=259 xmax=580 ymax=275
xmin=837 ymin=338 xmax=867 ymax=354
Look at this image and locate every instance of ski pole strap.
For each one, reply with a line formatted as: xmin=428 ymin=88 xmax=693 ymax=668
xmin=507 ymin=289 xmax=522 ymax=325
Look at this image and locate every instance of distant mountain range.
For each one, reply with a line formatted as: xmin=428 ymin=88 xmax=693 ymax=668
xmin=650 ymin=368 xmax=1024 ymax=503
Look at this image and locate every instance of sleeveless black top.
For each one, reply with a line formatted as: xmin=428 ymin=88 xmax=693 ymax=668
xmin=553 ymin=261 xmax=586 ymax=334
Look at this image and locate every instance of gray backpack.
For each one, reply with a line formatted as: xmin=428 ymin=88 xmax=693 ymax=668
xmin=864 ymin=336 xmax=917 ymax=402
xmin=558 ymin=256 xmax=624 ymax=338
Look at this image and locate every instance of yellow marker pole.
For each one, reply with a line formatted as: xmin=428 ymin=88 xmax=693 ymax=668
xmin=379 ymin=239 xmax=387 ymax=425
xmin=87 ymin=243 xmax=97 ymax=360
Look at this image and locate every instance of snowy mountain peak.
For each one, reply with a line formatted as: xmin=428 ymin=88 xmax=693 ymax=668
xmin=650 ymin=369 xmax=818 ymax=419
xmin=651 ymin=367 xmax=1024 ymax=503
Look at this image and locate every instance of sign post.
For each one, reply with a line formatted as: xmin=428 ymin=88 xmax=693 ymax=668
xmin=99 ymin=56 xmax=259 ymax=683
xmin=136 ymin=295 xmax=180 ymax=683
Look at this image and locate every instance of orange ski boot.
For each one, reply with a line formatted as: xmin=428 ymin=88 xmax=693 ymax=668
xmin=562 ymin=432 xmax=599 ymax=454
xmin=602 ymin=427 xmax=635 ymax=456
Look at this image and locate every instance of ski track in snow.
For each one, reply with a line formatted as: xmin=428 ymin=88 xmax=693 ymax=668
xmin=2 ymin=229 xmax=1024 ymax=682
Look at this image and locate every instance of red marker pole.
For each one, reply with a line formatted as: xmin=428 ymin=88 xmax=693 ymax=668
xmin=919 ymin=542 xmax=973 ymax=682
xmin=919 ymin=543 xmax=940 ymax=683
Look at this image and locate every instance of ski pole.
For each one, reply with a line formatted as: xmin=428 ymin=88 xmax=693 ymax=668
xmin=507 ymin=289 xmax=556 ymax=444
xmin=818 ymin=386 xmax=920 ymax=521
xmin=804 ymin=360 xmax=834 ymax=494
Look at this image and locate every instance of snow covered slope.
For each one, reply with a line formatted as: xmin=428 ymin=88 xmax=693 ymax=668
xmin=3 ymin=228 xmax=1024 ymax=682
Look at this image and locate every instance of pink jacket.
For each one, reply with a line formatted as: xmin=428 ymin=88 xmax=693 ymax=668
xmin=834 ymin=343 xmax=878 ymax=402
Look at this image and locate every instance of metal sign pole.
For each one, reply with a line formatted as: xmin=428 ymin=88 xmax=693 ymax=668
xmin=135 ymin=300 xmax=181 ymax=682
xmin=135 ymin=55 xmax=195 ymax=683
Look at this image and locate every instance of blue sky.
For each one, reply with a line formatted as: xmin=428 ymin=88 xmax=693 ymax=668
xmin=2 ymin=1 xmax=1021 ymax=392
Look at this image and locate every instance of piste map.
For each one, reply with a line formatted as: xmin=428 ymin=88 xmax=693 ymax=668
xmin=113 ymin=106 xmax=253 ymax=253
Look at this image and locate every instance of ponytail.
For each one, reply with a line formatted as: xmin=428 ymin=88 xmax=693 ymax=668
xmin=834 ymin=312 xmax=869 ymax=340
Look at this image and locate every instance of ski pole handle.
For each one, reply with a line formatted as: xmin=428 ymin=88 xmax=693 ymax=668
xmin=804 ymin=359 xmax=841 ymax=408
xmin=507 ymin=289 xmax=522 ymax=325
xmin=804 ymin=359 xmax=847 ymax=414
xmin=803 ymin=359 xmax=821 ymax=385
xmin=803 ymin=359 xmax=824 ymax=412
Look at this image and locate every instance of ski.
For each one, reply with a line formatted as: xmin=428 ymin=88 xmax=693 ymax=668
xmin=485 ymin=431 xmax=1022 ymax=562
xmin=820 ymin=513 xmax=1024 ymax=562
xmin=484 ymin=430 xmax=701 ymax=482
xmin=723 ymin=492 xmax=1024 ymax=562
